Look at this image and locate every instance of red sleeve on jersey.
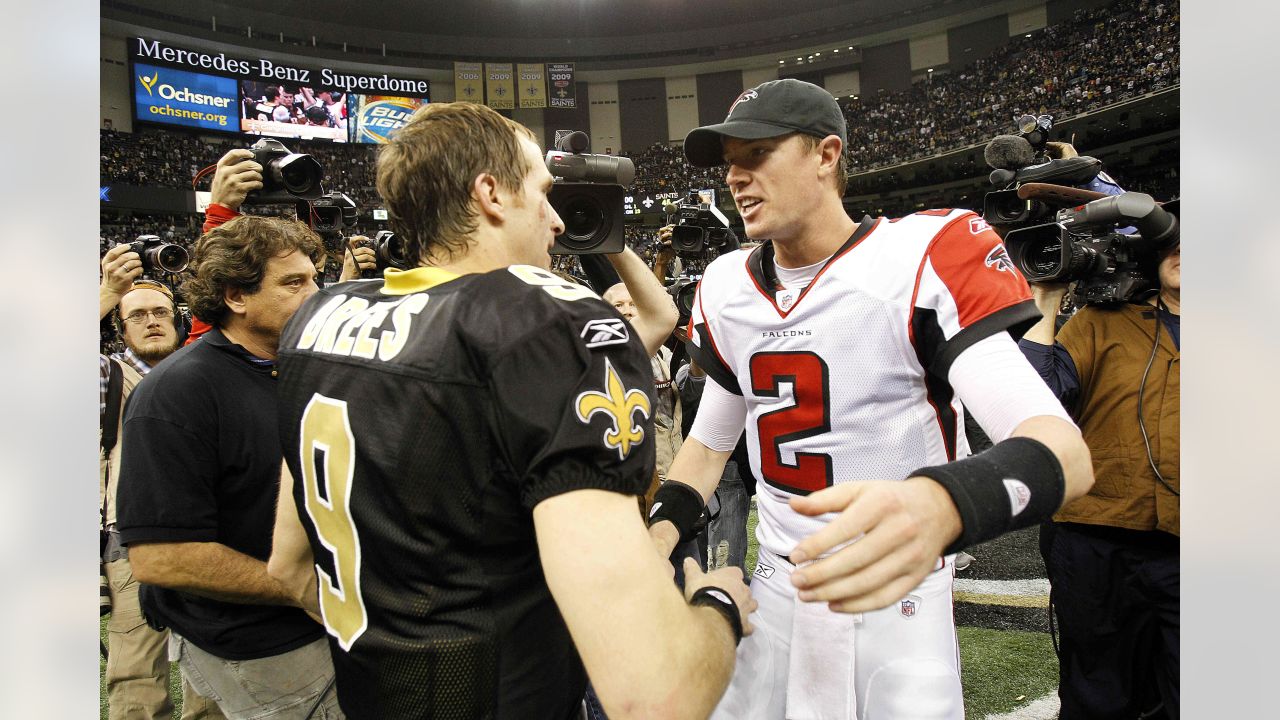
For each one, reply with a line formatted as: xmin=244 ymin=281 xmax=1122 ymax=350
xmin=926 ymin=213 xmax=1032 ymax=328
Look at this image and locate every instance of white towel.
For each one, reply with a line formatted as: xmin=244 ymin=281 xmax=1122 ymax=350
xmin=785 ymin=590 xmax=860 ymax=720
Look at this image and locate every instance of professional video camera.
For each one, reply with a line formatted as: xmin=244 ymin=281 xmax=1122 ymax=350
xmin=667 ymin=191 xmax=738 ymax=257
xmin=978 ymin=125 xmax=1177 ymax=304
xmin=121 ymin=234 xmax=189 ymax=275
xmin=242 ymin=138 xmax=325 ymax=205
xmin=310 ymin=191 xmax=358 ymax=239
xmin=981 ymin=132 xmax=1103 ymax=228
xmin=1003 ymin=193 xmax=1179 ymax=305
xmin=546 ymin=130 xmax=635 ymax=254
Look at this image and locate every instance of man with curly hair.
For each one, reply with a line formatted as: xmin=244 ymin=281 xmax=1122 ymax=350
xmin=115 ymin=216 xmax=345 ymax=719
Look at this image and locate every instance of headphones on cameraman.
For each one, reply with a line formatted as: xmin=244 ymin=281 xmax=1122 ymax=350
xmin=112 ymin=279 xmax=191 ymax=345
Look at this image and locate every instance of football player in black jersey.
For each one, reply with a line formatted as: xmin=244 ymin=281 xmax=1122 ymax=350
xmin=268 ymin=101 xmax=755 ymax=720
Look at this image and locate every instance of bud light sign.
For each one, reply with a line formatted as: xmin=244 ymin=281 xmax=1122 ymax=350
xmin=356 ymin=96 xmax=426 ymax=144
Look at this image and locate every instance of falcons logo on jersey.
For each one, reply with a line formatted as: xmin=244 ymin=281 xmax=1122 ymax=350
xmin=984 ymin=244 xmax=1016 ymax=273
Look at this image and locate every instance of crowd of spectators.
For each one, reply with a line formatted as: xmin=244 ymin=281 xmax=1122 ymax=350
xmin=99 ymin=0 xmax=1179 ymax=355
xmin=839 ymin=0 xmax=1178 ymax=170
xmin=101 ymin=2 xmax=1178 ymax=209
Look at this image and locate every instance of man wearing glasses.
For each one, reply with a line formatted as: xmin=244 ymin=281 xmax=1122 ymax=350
xmin=98 ymin=246 xmax=222 ymax=719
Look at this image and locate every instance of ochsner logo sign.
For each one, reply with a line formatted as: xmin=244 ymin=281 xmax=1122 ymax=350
xmin=137 ymin=71 xmax=232 ymax=108
xmin=133 ymin=63 xmax=237 ymax=130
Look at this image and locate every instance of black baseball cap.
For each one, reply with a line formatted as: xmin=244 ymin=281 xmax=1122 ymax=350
xmin=683 ymin=79 xmax=847 ymax=168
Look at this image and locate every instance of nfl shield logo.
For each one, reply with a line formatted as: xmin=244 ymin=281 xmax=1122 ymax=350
xmin=900 ymin=595 xmax=921 ymax=618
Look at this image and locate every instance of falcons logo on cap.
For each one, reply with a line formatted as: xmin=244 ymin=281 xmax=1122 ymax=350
xmin=729 ymin=89 xmax=758 ymax=116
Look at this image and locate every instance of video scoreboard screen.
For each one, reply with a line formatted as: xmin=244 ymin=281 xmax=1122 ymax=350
xmin=129 ymin=37 xmax=429 ymax=144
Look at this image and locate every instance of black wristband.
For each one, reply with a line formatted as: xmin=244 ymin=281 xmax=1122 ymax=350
xmin=911 ymin=436 xmax=1066 ymax=556
xmin=648 ymin=480 xmax=707 ymax=544
xmin=688 ymin=586 xmax=744 ymax=645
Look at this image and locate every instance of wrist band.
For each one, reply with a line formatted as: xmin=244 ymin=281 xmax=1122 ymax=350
xmin=910 ymin=436 xmax=1065 ymax=555
xmin=689 ymin=586 xmax=744 ymax=645
xmin=648 ymin=480 xmax=708 ymax=544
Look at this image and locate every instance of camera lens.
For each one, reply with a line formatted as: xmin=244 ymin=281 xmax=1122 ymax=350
xmin=152 ymin=243 xmax=189 ymax=271
xmin=274 ymin=154 xmax=324 ymax=195
xmin=671 ymin=225 xmax=705 ymax=253
xmin=561 ymin=194 xmax=608 ymax=248
xmin=1023 ymin=238 xmax=1064 ymax=279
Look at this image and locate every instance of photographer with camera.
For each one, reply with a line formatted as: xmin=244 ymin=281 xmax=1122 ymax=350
xmin=115 ymin=214 xmax=343 ymax=719
xmin=99 ymin=251 xmax=224 ymax=719
xmin=1019 ymin=241 xmax=1180 ymax=719
xmin=185 ymin=148 xmax=375 ymax=344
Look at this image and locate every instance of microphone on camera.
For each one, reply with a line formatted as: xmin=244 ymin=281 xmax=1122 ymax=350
xmin=988 ymin=168 xmax=1017 ymax=187
xmin=984 ymin=134 xmax=1036 ymax=171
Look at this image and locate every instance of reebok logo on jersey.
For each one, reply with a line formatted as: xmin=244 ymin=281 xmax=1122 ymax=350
xmin=969 ymin=217 xmax=992 ymax=235
xmin=575 ymin=358 xmax=651 ymax=460
xmin=581 ymin=318 xmax=630 ymax=348
xmin=984 ymin=244 xmax=1015 ymax=274
xmin=1003 ymin=478 xmax=1032 ymax=516
xmin=754 ymin=562 xmax=775 ymax=579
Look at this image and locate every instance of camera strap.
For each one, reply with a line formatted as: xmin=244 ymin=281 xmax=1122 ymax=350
xmin=102 ymin=358 xmax=124 ymax=458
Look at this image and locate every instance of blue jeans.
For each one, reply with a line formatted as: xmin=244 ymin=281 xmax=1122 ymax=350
xmin=705 ymin=460 xmax=750 ymax=576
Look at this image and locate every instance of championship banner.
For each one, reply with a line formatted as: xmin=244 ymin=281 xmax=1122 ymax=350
xmin=485 ymin=63 xmax=515 ymax=109
xmin=547 ymin=63 xmax=576 ymax=108
xmin=454 ymin=62 xmax=483 ymax=103
xmin=518 ymin=64 xmax=547 ymax=108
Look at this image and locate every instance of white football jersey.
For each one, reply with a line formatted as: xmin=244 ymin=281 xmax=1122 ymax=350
xmin=688 ymin=210 xmax=1038 ymax=557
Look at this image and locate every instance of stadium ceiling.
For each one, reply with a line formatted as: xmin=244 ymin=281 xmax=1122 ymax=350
xmin=102 ymin=0 xmax=1024 ymax=72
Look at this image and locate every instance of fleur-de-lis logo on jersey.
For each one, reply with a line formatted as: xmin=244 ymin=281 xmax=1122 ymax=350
xmin=139 ymin=72 xmax=159 ymax=96
xmin=575 ymin=358 xmax=651 ymax=460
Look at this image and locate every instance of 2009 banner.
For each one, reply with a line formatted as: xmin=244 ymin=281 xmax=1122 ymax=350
xmin=485 ymin=63 xmax=514 ymax=110
xmin=547 ymin=63 xmax=576 ymax=109
xmin=518 ymin=64 xmax=547 ymax=109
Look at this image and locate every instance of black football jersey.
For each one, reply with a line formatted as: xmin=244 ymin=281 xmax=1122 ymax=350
xmin=277 ymin=264 xmax=656 ymax=719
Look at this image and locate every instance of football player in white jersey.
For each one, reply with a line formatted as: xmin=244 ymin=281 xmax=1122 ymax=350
xmin=646 ymin=79 xmax=1095 ymax=719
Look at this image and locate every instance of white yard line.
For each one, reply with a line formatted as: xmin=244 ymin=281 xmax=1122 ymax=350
xmin=954 ymin=578 xmax=1051 ymax=597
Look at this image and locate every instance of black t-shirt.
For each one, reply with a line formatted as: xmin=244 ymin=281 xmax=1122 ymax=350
xmin=276 ymin=265 xmax=655 ymax=720
xmin=116 ymin=328 xmax=324 ymax=660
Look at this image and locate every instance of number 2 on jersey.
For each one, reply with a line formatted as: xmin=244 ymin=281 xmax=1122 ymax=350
xmin=299 ymin=394 xmax=369 ymax=650
xmin=750 ymin=351 xmax=833 ymax=495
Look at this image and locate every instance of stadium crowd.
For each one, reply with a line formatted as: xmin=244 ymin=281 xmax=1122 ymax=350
xmin=100 ymin=0 xmax=1177 ymax=219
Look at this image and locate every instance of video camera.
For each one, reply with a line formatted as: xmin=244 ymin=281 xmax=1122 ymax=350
xmin=1003 ymin=193 xmax=1179 ymax=305
xmin=242 ymin=138 xmax=325 ymax=205
xmin=310 ymin=190 xmax=358 ymax=238
xmin=121 ymin=234 xmax=189 ymax=275
xmin=668 ymin=192 xmax=738 ymax=258
xmin=546 ymin=130 xmax=634 ymax=255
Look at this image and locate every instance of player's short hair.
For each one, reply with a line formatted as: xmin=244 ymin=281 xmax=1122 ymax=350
xmin=265 ymin=86 xmax=281 ymax=101
xmin=376 ymin=102 xmax=535 ymax=266
xmin=795 ymin=133 xmax=848 ymax=196
xmin=182 ymin=215 xmax=323 ymax=327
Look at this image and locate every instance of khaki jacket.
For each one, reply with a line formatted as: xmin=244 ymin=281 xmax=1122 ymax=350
xmin=1055 ymin=303 xmax=1179 ymax=535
